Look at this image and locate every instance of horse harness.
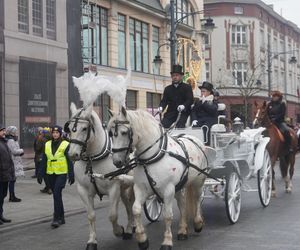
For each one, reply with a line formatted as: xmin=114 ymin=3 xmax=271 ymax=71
xmin=108 ymin=119 xmax=212 ymax=203
xmin=65 ymin=109 xmax=112 ymax=200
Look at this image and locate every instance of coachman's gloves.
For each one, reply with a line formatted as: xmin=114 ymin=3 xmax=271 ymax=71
xmin=158 ymin=107 xmax=163 ymax=113
xmin=177 ymin=105 xmax=185 ymax=112
xmin=192 ymin=120 xmax=198 ymax=127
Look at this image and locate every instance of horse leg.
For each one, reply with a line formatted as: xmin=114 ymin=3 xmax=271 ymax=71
xmin=108 ymin=182 xmax=124 ymax=237
xmin=77 ymin=183 xmax=98 ymax=250
xmin=161 ymin=185 xmax=175 ymax=249
xmin=133 ymin=184 xmax=149 ymax=250
xmin=175 ymin=190 xmax=188 ymax=241
xmin=286 ymin=154 xmax=295 ymax=193
xmin=271 ymin=156 xmax=277 ymax=197
xmin=120 ymin=185 xmax=135 ymax=240
xmin=186 ymin=177 xmax=205 ymax=233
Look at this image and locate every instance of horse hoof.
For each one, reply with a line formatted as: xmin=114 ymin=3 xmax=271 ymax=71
xmin=86 ymin=243 xmax=97 ymax=250
xmin=138 ymin=239 xmax=149 ymax=250
xmin=123 ymin=233 xmax=133 ymax=240
xmin=177 ymin=233 xmax=188 ymax=240
xmin=115 ymin=226 xmax=125 ymax=237
xmin=160 ymin=245 xmax=172 ymax=250
xmin=194 ymin=226 xmax=203 ymax=233
xmin=286 ymin=188 xmax=292 ymax=193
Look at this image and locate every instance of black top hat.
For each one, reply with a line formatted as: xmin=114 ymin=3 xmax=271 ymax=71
xmin=199 ymin=81 xmax=214 ymax=93
xmin=170 ymin=64 xmax=184 ymax=75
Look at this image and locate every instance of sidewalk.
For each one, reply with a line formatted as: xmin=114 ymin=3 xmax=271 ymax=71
xmin=0 ymin=159 xmax=108 ymax=233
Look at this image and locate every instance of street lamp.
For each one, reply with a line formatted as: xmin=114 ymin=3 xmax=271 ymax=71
xmin=267 ymin=36 xmax=298 ymax=97
xmin=169 ymin=0 xmax=215 ymax=66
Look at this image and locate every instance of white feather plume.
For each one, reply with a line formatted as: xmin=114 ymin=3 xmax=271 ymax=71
xmin=72 ymin=68 xmax=130 ymax=108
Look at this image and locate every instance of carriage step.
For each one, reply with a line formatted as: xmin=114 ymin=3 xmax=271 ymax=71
xmin=204 ymin=178 xmax=224 ymax=186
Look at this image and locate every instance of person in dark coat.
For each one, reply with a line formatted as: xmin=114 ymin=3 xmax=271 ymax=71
xmin=0 ymin=125 xmax=15 ymax=225
xmin=37 ymin=125 xmax=74 ymax=228
xmin=158 ymin=64 xmax=193 ymax=128
xmin=267 ymin=90 xmax=293 ymax=153
xmin=191 ymin=81 xmax=218 ymax=145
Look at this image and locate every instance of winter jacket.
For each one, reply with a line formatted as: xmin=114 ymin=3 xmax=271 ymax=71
xmin=191 ymin=95 xmax=218 ymax=128
xmin=34 ymin=135 xmax=47 ymax=163
xmin=6 ymin=135 xmax=24 ymax=177
xmin=267 ymin=100 xmax=286 ymax=124
xmin=0 ymin=137 xmax=15 ymax=182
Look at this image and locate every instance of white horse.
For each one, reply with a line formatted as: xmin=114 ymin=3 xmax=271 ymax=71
xmin=107 ymin=107 xmax=216 ymax=250
xmin=66 ymin=103 xmax=135 ymax=250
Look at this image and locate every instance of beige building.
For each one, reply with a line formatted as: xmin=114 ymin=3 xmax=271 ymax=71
xmin=1 ymin=0 xmax=68 ymax=146
xmin=204 ymin=0 xmax=300 ymax=124
xmin=83 ymin=0 xmax=205 ymax=121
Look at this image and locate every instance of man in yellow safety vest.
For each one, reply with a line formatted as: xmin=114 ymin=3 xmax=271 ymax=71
xmin=37 ymin=125 xmax=74 ymax=228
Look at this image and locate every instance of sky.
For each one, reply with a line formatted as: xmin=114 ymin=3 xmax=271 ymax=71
xmin=263 ymin=0 xmax=300 ymax=27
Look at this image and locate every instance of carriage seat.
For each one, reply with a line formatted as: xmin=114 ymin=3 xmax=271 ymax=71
xmin=210 ymin=103 xmax=227 ymax=133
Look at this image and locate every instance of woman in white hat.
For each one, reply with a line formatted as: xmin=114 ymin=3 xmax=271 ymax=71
xmin=6 ymin=126 xmax=24 ymax=202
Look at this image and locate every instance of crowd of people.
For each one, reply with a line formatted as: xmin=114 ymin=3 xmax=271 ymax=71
xmin=0 ymin=124 xmax=74 ymax=229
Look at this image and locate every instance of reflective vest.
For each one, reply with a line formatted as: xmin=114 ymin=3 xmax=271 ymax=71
xmin=45 ymin=140 xmax=69 ymax=174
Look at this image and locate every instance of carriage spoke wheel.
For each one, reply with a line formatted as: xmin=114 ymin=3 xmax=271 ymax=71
xmin=225 ymin=171 xmax=241 ymax=224
xmin=143 ymin=195 xmax=163 ymax=222
xmin=257 ymin=150 xmax=272 ymax=207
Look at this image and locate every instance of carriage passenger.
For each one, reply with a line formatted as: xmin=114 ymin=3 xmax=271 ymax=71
xmin=158 ymin=64 xmax=194 ymax=128
xmin=267 ymin=91 xmax=293 ymax=153
xmin=191 ymin=81 xmax=218 ymax=145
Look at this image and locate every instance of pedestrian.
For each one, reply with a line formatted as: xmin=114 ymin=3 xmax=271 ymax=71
xmin=158 ymin=64 xmax=193 ymax=128
xmin=32 ymin=127 xmax=43 ymax=178
xmin=37 ymin=125 xmax=74 ymax=228
xmin=6 ymin=126 xmax=24 ymax=202
xmin=37 ymin=127 xmax=52 ymax=195
xmin=191 ymin=81 xmax=218 ymax=145
xmin=0 ymin=125 xmax=15 ymax=225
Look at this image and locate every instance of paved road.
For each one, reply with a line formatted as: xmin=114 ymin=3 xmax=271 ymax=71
xmin=1 ymin=156 xmax=300 ymax=250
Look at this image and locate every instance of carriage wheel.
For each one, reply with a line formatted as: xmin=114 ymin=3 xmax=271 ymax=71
xmin=143 ymin=195 xmax=163 ymax=222
xmin=257 ymin=150 xmax=272 ymax=207
xmin=225 ymin=171 xmax=241 ymax=224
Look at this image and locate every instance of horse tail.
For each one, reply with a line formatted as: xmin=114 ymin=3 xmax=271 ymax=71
xmin=186 ymin=184 xmax=197 ymax=220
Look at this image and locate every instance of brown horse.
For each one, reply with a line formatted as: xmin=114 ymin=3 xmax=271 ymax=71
xmin=253 ymin=101 xmax=297 ymax=197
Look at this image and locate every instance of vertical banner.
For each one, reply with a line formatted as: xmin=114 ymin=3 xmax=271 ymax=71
xmin=19 ymin=60 xmax=56 ymax=148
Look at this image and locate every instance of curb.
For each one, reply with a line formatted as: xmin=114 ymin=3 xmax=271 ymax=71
xmin=0 ymin=200 xmax=109 ymax=234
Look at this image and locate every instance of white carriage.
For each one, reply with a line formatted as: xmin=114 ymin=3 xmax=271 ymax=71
xmin=144 ymin=119 xmax=272 ymax=224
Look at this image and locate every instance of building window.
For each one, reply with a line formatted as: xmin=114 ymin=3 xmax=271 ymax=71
xmin=176 ymin=0 xmax=194 ymax=27
xmin=118 ymin=14 xmax=126 ymax=68
xmin=130 ymin=18 xmax=149 ymax=73
xmin=152 ymin=26 xmax=159 ymax=74
xmin=32 ymin=0 xmax=43 ymax=36
xmin=95 ymin=94 xmax=110 ymax=123
xmin=231 ymin=25 xmax=246 ymax=45
xmin=82 ymin=5 xmax=108 ymax=65
xmin=260 ymin=29 xmax=265 ymax=48
xmin=205 ymin=62 xmax=210 ymax=81
xmin=147 ymin=92 xmax=161 ymax=115
xmin=18 ymin=0 xmax=29 ymax=33
xmin=46 ymin=0 xmax=56 ymax=40
xmin=233 ymin=62 xmax=247 ymax=85
xmin=234 ymin=6 xmax=244 ymax=15
xmin=126 ymin=90 xmax=137 ymax=110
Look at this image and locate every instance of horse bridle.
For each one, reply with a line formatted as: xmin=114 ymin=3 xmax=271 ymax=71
xmin=109 ymin=120 xmax=133 ymax=159
xmin=64 ymin=109 xmax=94 ymax=157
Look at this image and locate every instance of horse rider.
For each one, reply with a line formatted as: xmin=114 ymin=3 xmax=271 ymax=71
xmin=267 ymin=90 xmax=293 ymax=153
xmin=191 ymin=81 xmax=218 ymax=145
xmin=158 ymin=64 xmax=193 ymax=128
xmin=37 ymin=125 xmax=75 ymax=228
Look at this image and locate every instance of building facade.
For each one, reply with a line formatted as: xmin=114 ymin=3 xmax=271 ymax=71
xmin=204 ymin=0 xmax=300 ymax=125
xmin=76 ymin=0 xmax=205 ymax=123
xmin=1 ymin=0 xmax=68 ymax=147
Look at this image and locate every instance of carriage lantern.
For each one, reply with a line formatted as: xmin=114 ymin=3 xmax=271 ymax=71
xmin=232 ymin=117 xmax=244 ymax=134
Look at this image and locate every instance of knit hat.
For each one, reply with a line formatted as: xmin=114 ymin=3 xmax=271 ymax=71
xmin=6 ymin=126 xmax=18 ymax=136
xmin=51 ymin=125 xmax=63 ymax=136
